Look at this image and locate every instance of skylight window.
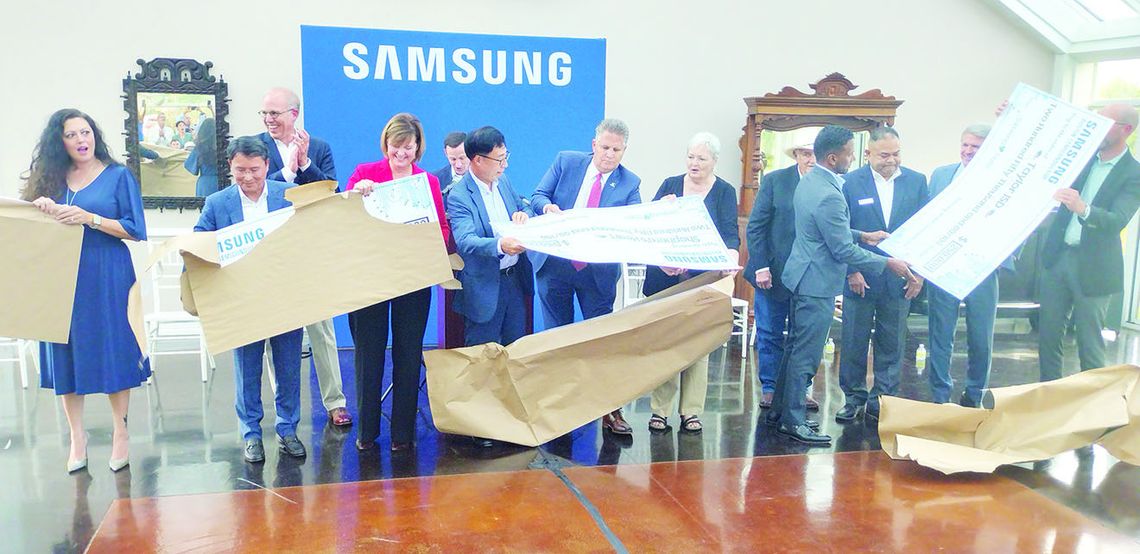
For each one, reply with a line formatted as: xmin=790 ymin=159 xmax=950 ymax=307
xmin=1073 ymin=0 xmax=1139 ymax=21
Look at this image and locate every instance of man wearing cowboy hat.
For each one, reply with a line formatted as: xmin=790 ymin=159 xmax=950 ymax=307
xmin=746 ymin=132 xmax=821 ymax=410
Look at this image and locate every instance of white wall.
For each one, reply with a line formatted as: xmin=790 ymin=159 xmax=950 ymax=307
xmin=3 ymin=0 xmax=1052 ymax=226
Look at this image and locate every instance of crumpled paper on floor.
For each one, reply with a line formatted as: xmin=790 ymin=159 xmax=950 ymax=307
xmin=880 ymin=364 xmax=1140 ymax=474
xmin=148 ymin=182 xmax=453 ymax=353
xmin=424 ymin=272 xmax=735 ymax=447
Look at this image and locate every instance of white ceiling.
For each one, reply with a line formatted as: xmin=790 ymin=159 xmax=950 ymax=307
xmin=990 ymin=0 xmax=1140 ymax=55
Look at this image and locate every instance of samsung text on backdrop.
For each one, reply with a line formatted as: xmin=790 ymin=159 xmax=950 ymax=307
xmin=342 ymin=43 xmax=572 ymax=86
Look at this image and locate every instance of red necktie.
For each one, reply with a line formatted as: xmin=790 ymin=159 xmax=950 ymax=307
xmin=572 ymin=173 xmax=604 ymax=271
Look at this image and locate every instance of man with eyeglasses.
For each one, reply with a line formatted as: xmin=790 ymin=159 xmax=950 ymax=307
xmin=1038 ymin=102 xmax=1140 ymax=383
xmin=530 ymin=118 xmax=642 ymax=436
xmin=255 ymin=87 xmax=352 ymax=429
xmin=446 ymin=127 xmax=534 ymax=447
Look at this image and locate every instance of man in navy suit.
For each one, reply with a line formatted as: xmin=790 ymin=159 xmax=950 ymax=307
xmin=256 ymin=87 xmax=351 ymax=428
xmin=836 ymin=127 xmax=927 ymax=423
xmin=746 ymin=138 xmax=820 ymax=410
xmin=926 ymin=124 xmax=1013 ymax=407
xmin=770 ymin=125 xmax=916 ymax=445
xmin=446 ymin=126 xmax=534 ymax=448
xmin=530 ymin=118 xmax=641 ymax=435
xmin=1039 ymin=103 xmax=1140 ymax=381
xmin=432 ymin=131 xmax=469 ymax=199
xmin=195 ymin=137 xmax=307 ymax=464
xmin=447 ymin=126 xmax=534 ymax=348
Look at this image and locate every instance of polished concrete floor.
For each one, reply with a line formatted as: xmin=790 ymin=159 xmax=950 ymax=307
xmin=2 ymin=316 xmax=1139 ymax=552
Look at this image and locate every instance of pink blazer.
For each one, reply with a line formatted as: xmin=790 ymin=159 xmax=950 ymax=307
xmin=346 ymin=159 xmax=451 ymax=245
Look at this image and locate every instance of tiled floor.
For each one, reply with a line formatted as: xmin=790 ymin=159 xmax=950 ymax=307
xmin=2 ymin=316 xmax=1138 ymax=552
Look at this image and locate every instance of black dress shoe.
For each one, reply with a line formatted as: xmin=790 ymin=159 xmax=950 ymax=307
xmin=778 ymin=424 xmax=832 ymax=445
xmin=958 ymin=394 xmax=981 ymax=408
xmin=766 ymin=414 xmax=819 ymax=429
xmin=835 ymin=404 xmax=862 ymax=423
xmin=471 ymin=436 xmax=494 ymax=448
xmin=244 ymin=438 xmax=265 ymax=463
xmin=355 ymin=438 xmax=377 ymax=451
xmin=390 ymin=441 xmax=413 ymax=452
xmin=278 ymin=435 xmax=307 ymax=458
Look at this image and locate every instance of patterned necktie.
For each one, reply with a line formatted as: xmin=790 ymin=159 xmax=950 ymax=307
xmin=572 ymin=173 xmax=604 ymax=271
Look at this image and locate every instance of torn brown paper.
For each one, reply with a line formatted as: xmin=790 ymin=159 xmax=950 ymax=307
xmin=880 ymin=365 xmax=1140 ymax=474
xmin=150 ymin=185 xmax=453 ymax=353
xmin=0 ymin=198 xmax=84 ymax=342
xmin=0 ymin=197 xmax=147 ymax=356
xmin=424 ymin=272 xmax=734 ymax=446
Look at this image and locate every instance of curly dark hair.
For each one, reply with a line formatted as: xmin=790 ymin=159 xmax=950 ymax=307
xmin=21 ymin=109 xmax=117 ymax=201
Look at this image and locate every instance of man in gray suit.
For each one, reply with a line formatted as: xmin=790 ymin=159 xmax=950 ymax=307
xmin=768 ymin=125 xmax=917 ymax=445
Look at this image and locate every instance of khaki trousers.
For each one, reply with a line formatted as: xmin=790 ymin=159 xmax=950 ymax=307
xmin=650 ymin=354 xmax=709 ymax=417
xmin=267 ymin=318 xmax=346 ymax=411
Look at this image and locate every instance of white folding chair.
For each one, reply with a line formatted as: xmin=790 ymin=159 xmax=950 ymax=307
xmin=730 ymin=297 xmax=750 ymax=358
xmin=620 ymin=263 xmax=647 ymax=309
xmin=144 ymin=231 xmax=215 ymax=382
xmin=0 ymin=338 xmax=38 ymax=389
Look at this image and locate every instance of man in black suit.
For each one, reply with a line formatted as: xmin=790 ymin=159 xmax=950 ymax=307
xmin=1038 ymin=103 xmax=1140 ymax=381
xmin=836 ymin=127 xmax=927 ymax=423
xmin=746 ymin=138 xmax=820 ymax=410
xmin=769 ymin=125 xmax=916 ymax=445
xmin=432 ymin=131 xmax=469 ymax=198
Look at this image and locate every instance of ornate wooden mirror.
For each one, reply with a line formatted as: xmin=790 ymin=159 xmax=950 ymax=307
xmin=735 ymin=73 xmax=903 ymax=301
xmin=123 ymin=58 xmax=231 ymax=210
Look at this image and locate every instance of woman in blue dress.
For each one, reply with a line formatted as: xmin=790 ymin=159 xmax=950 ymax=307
xmin=184 ymin=117 xmax=219 ymax=197
xmin=23 ymin=109 xmax=150 ymax=473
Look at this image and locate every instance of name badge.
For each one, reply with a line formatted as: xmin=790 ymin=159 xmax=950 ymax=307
xmin=858 ymin=197 xmax=875 ymax=206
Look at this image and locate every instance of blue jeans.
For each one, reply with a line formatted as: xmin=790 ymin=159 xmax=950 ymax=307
xmin=754 ymin=290 xmax=790 ymax=394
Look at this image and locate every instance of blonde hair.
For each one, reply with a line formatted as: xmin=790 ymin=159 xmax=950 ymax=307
xmin=380 ymin=113 xmax=426 ymax=163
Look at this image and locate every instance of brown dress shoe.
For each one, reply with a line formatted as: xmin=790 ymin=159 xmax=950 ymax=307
xmin=601 ymin=409 xmax=633 ymax=435
xmin=328 ymin=407 xmax=353 ymax=426
xmin=759 ymin=391 xmax=774 ymax=409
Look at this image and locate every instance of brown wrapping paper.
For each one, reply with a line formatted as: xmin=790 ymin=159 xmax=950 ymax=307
xmin=0 ymin=198 xmax=84 ymax=342
xmin=880 ymin=364 xmax=1140 ymax=474
xmin=1 ymin=198 xmax=146 ymax=357
xmin=424 ymin=272 xmax=735 ymax=447
xmin=149 ymin=183 xmax=453 ymax=353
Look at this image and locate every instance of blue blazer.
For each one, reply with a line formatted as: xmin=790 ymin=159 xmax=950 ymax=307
xmin=930 ymin=163 xmax=1017 ymax=274
xmin=782 ymin=166 xmax=886 ymax=298
xmin=194 ymin=180 xmax=293 ymax=232
xmin=745 ymin=165 xmax=801 ymax=301
xmin=529 ymin=150 xmax=642 ymax=289
xmin=446 ymin=173 xmax=535 ymax=323
xmin=257 ymin=132 xmax=337 ymax=187
xmin=842 ymin=164 xmax=928 ymax=299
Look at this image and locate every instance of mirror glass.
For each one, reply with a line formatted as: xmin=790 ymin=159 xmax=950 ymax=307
xmin=136 ymin=92 xmax=218 ymax=198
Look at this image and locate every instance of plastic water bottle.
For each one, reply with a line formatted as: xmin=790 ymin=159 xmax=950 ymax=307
xmin=916 ymin=343 xmax=927 ymax=373
xmin=824 ymin=338 xmax=835 ymax=356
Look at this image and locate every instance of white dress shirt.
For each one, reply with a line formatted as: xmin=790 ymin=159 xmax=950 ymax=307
xmin=272 ymin=135 xmax=312 ymax=183
xmin=872 ymin=168 xmax=900 ymax=228
xmin=572 ymin=162 xmax=613 ymax=209
xmin=471 ymin=173 xmax=518 ymax=269
xmin=239 ymin=184 xmax=270 ymax=222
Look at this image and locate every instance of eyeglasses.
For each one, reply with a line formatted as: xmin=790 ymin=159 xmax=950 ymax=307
xmin=478 ymin=151 xmax=510 ymax=166
xmin=257 ymin=109 xmax=296 ymax=120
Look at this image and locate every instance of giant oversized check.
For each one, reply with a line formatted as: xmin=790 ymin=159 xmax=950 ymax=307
xmin=492 ymin=195 xmax=736 ymax=270
xmin=880 ymin=83 xmax=1112 ymax=299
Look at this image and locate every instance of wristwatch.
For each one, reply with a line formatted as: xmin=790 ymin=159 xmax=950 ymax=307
xmin=89 ymin=214 xmax=103 ymax=229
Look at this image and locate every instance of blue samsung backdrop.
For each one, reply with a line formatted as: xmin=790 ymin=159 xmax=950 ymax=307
xmin=299 ymin=25 xmax=606 ymax=346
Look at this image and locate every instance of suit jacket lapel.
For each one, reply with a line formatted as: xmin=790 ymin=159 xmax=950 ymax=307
xmin=861 ymin=171 xmax=887 ymax=229
xmin=262 ymin=133 xmax=284 ymax=174
xmin=466 ymin=177 xmax=492 ymax=237
xmin=567 ymin=155 xmax=591 ymax=205
xmin=1089 ymin=153 xmax=1134 ymax=206
xmin=888 ymin=177 xmax=910 ymax=231
xmin=225 ymin=186 xmax=243 ymax=225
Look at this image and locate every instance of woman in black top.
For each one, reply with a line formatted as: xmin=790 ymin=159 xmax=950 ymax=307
xmin=643 ymin=132 xmax=740 ymax=433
